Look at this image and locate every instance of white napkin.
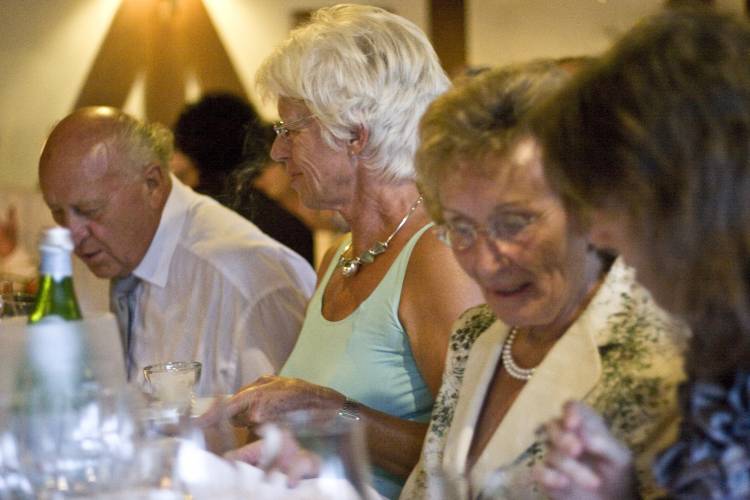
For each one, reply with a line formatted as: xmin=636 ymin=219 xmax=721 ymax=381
xmin=90 ymin=438 xmax=381 ymax=499
xmin=183 ymin=443 xmax=381 ymax=499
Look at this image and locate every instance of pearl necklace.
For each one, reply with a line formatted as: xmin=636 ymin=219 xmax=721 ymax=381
xmin=502 ymin=326 xmax=536 ymax=381
xmin=337 ymin=196 xmax=423 ymax=277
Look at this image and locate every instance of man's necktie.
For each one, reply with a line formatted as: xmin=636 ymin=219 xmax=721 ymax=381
xmin=110 ymin=274 xmax=140 ymax=381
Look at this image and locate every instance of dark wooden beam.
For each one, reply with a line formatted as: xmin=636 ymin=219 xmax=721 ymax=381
xmin=665 ymin=0 xmax=715 ymax=6
xmin=429 ymin=0 xmax=466 ymax=78
xmin=76 ymin=0 xmax=247 ymax=126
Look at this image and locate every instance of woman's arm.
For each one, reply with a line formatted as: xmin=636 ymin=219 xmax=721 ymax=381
xmin=400 ymin=230 xmax=485 ymax=397
xmin=224 ymin=375 xmax=427 ymax=479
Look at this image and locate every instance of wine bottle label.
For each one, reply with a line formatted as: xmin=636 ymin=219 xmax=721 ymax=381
xmin=26 ymin=317 xmax=86 ymax=395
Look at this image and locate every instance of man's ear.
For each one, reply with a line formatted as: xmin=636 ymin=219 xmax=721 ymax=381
xmin=348 ymin=125 xmax=370 ymax=157
xmin=143 ymin=163 xmax=168 ymax=206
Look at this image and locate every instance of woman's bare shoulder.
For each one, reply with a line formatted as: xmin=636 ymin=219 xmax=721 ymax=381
xmin=403 ymin=226 xmax=483 ymax=309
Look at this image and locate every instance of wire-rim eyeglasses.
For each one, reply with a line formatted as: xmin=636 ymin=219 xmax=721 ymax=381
xmin=273 ymin=114 xmax=316 ymax=138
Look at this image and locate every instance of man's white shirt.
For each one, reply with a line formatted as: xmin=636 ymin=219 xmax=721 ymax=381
xmin=128 ymin=176 xmax=316 ymax=395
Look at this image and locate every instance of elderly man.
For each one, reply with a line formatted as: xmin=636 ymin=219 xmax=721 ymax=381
xmin=38 ymin=107 xmax=316 ymax=395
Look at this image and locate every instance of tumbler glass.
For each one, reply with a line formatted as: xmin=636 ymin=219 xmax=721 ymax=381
xmin=143 ymin=361 xmax=202 ymax=416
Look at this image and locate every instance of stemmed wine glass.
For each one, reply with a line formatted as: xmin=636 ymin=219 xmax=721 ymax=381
xmin=243 ymin=408 xmax=378 ymax=500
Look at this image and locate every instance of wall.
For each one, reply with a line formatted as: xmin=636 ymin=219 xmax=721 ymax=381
xmin=0 ymin=0 xmax=746 ymax=189
xmin=467 ymin=0 xmax=745 ymax=67
xmin=204 ymin=0 xmax=428 ymax=119
xmin=0 ymin=0 xmax=121 ymax=189
xmin=0 ymin=0 xmax=426 ymax=190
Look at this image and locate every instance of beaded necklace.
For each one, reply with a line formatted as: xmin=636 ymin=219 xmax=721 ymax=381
xmin=501 ymin=326 xmax=537 ymax=381
xmin=337 ymin=196 xmax=423 ymax=277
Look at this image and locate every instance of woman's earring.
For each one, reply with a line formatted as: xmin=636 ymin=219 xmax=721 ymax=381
xmin=348 ymin=148 xmax=359 ymax=165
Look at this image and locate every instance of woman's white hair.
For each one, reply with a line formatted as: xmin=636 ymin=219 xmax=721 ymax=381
xmin=256 ymin=4 xmax=450 ymax=183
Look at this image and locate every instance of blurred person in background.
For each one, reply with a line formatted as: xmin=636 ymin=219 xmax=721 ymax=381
xmin=0 ymin=205 xmax=36 ymax=284
xmin=532 ymin=7 xmax=750 ymax=499
xmin=172 ymin=92 xmax=317 ymax=265
xmin=172 ymin=92 xmax=259 ymax=201
xmin=222 ymin=5 xmax=483 ymax=498
xmin=38 ymin=106 xmax=316 ymax=395
xmin=400 ymin=60 xmax=687 ymax=499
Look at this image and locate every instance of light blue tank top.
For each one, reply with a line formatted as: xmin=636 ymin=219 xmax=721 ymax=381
xmin=281 ymin=223 xmax=435 ymax=499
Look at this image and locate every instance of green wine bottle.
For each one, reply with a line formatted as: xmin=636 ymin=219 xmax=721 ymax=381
xmin=28 ymin=226 xmax=82 ymax=323
xmin=13 ymin=229 xmax=105 ymax=495
xmin=17 ymin=227 xmax=91 ymax=404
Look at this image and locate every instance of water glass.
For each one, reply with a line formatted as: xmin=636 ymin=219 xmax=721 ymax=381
xmin=10 ymin=386 xmax=136 ymax=497
xmin=143 ymin=361 xmax=201 ymax=415
xmin=260 ymin=409 xmax=377 ymax=500
xmin=124 ymin=396 xmax=218 ymax=499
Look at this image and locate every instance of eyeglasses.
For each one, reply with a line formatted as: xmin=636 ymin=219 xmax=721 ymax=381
xmin=273 ymin=114 xmax=315 ymax=138
xmin=435 ymin=212 xmax=538 ymax=251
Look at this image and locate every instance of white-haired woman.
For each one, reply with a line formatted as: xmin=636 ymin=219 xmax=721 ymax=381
xmin=222 ymin=5 xmax=483 ymax=498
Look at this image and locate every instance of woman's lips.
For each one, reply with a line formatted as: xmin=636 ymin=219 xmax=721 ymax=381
xmin=490 ymin=282 xmax=532 ymax=298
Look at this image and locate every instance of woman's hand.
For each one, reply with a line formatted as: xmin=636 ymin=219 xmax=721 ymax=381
xmin=226 ymin=375 xmax=346 ymax=427
xmin=225 ymin=431 xmax=321 ymax=486
xmin=534 ymin=401 xmax=638 ymax=500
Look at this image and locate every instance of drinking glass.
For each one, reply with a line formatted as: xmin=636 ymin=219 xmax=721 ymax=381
xmin=0 ymin=395 xmax=33 ymax=499
xmin=125 ymin=394 xmax=220 ymax=499
xmin=10 ymin=386 xmax=136 ymax=497
xmin=0 ymin=292 xmax=35 ymax=318
xmin=143 ymin=361 xmax=201 ymax=416
xmin=259 ymin=409 xmax=377 ymax=500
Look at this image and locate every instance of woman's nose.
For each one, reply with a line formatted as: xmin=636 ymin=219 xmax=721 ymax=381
xmin=471 ymin=234 xmax=513 ymax=275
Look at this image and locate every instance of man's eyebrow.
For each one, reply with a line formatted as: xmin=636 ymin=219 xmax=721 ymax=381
xmin=68 ymin=194 xmax=108 ymax=206
xmin=76 ymin=200 xmax=106 ymax=208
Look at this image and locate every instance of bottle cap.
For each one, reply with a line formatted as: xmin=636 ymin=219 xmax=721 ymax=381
xmin=40 ymin=227 xmax=74 ymax=252
xmin=38 ymin=227 xmax=74 ymax=278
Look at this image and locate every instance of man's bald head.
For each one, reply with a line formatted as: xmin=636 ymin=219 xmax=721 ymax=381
xmin=38 ymin=107 xmax=173 ymax=279
xmin=40 ymin=107 xmax=173 ymax=181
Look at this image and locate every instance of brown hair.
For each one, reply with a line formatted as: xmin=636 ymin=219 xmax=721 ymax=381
xmin=416 ymin=59 xmax=570 ymax=223
xmin=532 ymin=7 xmax=750 ymax=379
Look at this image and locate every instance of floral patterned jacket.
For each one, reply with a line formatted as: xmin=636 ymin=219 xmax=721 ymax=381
xmin=401 ymin=258 xmax=689 ymax=499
